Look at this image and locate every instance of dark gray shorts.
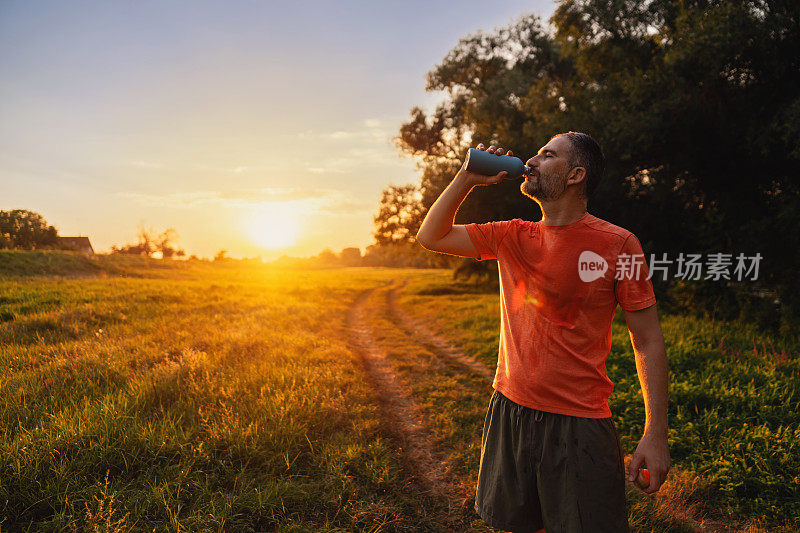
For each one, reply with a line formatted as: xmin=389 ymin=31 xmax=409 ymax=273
xmin=475 ymin=390 xmax=629 ymax=532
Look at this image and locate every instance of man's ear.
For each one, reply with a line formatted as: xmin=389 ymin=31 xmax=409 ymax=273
xmin=567 ymin=166 xmax=587 ymax=187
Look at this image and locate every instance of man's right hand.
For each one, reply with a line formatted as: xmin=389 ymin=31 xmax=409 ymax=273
xmin=417 ymin=143 xmax=507 ymax=256
xmin=457 ymin=143 xmax=513 ymax=186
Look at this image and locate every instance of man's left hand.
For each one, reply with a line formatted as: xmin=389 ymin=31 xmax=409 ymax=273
xmin=627 ymin=432 xmax=671 ymax=494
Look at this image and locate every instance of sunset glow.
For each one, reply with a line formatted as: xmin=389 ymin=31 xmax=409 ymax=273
xmin=1 ymin=0 xmax=543 ymax=259
xmin=245 ymin=203 xmax=304 ymax=250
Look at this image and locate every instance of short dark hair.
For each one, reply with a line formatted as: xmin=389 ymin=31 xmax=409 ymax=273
xmin=555 ymin=132 xmax=605 ymax=198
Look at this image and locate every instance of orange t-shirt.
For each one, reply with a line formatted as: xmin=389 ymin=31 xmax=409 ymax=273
xmin=465 ymin=212 xmax=656 ymax=418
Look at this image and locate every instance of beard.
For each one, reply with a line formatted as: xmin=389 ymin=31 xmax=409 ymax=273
xmin=520 ymin=171 xmax=568 ymax=202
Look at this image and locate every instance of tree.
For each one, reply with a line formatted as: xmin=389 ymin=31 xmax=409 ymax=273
xmin=112 ymin=225 xmax=184 ymax=258
xmin=316 ymin=248 xmax=339 ymax=266
xmin=0 ymin=209 xmax=59 ymax=249
xmin=366 ymin=181 xmax=459 ymax=268
xmin=372 ymin=184 xmax=426 ymax=246
xmin=154 ymin=228 xmax=184 ymax=259
xmin=340 ymin=247 xmax=363 ymax=267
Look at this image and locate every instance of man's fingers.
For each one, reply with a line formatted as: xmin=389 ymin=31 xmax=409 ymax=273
xmin=475 ymin=143 xmax=513 ymax=156
xmin=627 ymin=453 xmax=643 ymax=481
xmin=495 ymin=171 xmax=507 ymax=182
xmin=645 ymin=475 xmax=662 ymax=494
xmin=648 ymin=467 xmax=668 ymax=493
xmin=645 ymin=471 xmax=658 ymax=493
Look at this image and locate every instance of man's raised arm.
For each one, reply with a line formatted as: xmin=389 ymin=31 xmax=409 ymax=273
xmin=416 ymin=144 xmax=509 ymax=258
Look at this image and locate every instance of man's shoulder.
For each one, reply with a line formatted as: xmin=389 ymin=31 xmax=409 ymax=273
xmin=476 ymin=216 xmax=638 ymax=243
xmin=584 ymin=214 xmax=635 ymax=243
xmin=473 ymin=218 xmax=533 ymax=232
xmin=489 ymin=218 xmax=530 ymax=225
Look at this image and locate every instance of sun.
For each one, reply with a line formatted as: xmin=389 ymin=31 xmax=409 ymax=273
xmin=245 ymin=203 xmax=303 ymax=249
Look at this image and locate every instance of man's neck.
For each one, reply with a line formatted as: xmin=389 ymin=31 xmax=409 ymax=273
xmin=538 ymin=200 xmax=588 ymax=226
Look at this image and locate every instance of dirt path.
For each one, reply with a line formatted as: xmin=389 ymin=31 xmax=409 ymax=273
xmin=345 ymin=286 xmax=462 ymax=527
xmin=385 ymin=282 xmax=494 ymax=382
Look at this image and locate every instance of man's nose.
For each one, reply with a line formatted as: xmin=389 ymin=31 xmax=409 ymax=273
xmin=526 ymin=156 xmax=536 ymax=167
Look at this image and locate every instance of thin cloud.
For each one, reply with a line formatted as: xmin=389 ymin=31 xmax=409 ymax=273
xmin=300 ymin=148 xmax=408 ymax=174
xmin=117 ymin=187 xmax=373 ymax=215
xmin=295 ymin=117 xmax=393 ymax=144
xmin=190 ymin=163 xmax=284 ymax=174
xmin=303 ymin=163 xmax=346 ymax=174
xmin=128 ymin=160 xmax=163 ymax=170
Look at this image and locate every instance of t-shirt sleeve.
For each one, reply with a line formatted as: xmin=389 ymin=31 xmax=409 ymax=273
xmin=464 ymin=220 xmax=516 ymax=261
xmin=614 ymin=233 xmax=657 ymax=311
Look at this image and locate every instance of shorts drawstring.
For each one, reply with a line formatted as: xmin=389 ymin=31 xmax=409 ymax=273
xmin=507 ymin=395 xmax=544 ymax=429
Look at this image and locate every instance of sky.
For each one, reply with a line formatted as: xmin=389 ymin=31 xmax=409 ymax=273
xmin=1 ymin=0 xmax=556 ymax=259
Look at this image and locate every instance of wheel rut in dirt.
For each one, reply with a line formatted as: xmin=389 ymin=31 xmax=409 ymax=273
xmin=385 ymin=282 xmax=494 ymax=382
xmin=345 ymin=286 xmax=461 ymax=523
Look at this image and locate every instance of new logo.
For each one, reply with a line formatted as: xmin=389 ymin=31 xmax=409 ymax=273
xmin=579 ymin=250 xmax=608 ymax=282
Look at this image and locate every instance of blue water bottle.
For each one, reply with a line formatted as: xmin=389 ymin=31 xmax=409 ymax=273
xmin=463 ymin=148 xmax=532 ymax=180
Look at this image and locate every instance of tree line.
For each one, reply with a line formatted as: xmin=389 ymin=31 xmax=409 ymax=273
xmin=0 ymin=209 xmax=185 ymax=259
xmin=372 ymin=0 xmax=800 ymax=335
xmin=267 ymin=242 xmax=456 ymax=270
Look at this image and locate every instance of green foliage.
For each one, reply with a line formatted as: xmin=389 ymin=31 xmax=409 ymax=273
xmin=608 ymin=310 xmax=800 ymax=527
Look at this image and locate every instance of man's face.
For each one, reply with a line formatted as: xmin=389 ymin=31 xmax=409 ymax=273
xmin=521 ymin=135 xmax=574 ymax=202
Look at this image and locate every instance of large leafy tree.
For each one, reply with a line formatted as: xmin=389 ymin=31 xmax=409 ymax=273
xmin=0 ymin=209 xmax=59 ymax=250
xmin=397 ymin=1 xmax=800 ymax=328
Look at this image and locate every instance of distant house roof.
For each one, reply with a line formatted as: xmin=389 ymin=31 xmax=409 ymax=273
xmin=58 ymin=236 xmax=94 ymax=254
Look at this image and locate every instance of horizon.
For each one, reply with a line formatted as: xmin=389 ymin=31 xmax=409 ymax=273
xmin=1 ymin=0 xmax=555 ymax=259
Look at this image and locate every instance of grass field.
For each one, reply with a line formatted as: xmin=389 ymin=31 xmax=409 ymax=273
xmin=0 ymin=251 xmax=798 ymax=531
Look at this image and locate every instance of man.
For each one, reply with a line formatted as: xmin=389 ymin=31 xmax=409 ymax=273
xmin=415 ymin=132 xmax=670 ymax=532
